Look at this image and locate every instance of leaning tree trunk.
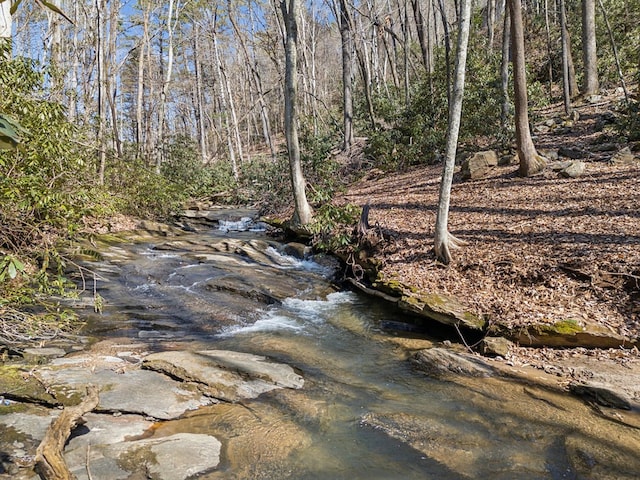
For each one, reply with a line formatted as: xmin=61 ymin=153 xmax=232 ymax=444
xmin=281 ymin=0 xmax=312 ymax=227
xmin=508 ymin=0 xmax=546 ymax=177
xmin=433 ymin=0 xmax=472 ymax=264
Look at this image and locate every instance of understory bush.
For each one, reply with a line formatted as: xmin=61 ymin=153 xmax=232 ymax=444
xmin=363 ymin=40 xmax=505 ymax=171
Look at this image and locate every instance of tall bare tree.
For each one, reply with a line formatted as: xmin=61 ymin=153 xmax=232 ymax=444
xmin=434 ymin=0 xmax=471 ymax=264
xmin=281 ymin=0 xmax=312 ymax=227
xmin=508 ymin=0 xmax=546 ymax=177
xmin=338 ymin=0 xmax=354 ymax=151
xmin=581 ymin=0 xmax=599 ymax=95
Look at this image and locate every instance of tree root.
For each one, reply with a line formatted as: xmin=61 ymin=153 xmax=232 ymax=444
xmin=435 ymin=232 xmax=468 ymax=265
xmin=35 ymin=384 xmax=100 ymax=480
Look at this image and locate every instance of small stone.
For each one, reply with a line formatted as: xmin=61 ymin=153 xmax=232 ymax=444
xmin=559 ymin=161 xmax=587 ymax=178
xmin=480 ymin=337 xmax=513 ymax=357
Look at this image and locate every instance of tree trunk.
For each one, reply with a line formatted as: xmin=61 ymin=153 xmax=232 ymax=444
xmin=487 ymin=0 xmax=496 ymax=51
xmin=500 ymin=9 xmax=511 ymax=128
xmin=508 ymin=0 xmax=546 ymax=177
xmin=338 ymin=0 xmax=354 ymax=151
xmin=411 ymin=0 xmax=430 ymax=70
xmin=560 ymin=0 xmax=573 ymax=115
xmin=0 ymin=0 xmax=10 ymax=41
xmin=434 ymin=0 xmax=472 ymax=264
xmin=281 ymin=0 xmax=312 ymax=227
xmin=581 ymin=0 xmax=599 ymax=95
xmin=437 ymin=0 xmax=452 ymax=107
xmin=598 ymin=0 xmax=629 ymax=103
xmin=96 ymin=0 xmax=107 ymax=185
xmin=193 ymin=24 xmax=208 ymax=164
xmin=157 ymin=0 xmax=176 ymax=174
xmin=135 ymin=2 xmax=149 ymax=160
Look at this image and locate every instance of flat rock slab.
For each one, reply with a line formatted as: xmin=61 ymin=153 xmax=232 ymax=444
xmin=38 ymin=355 xmax=212 ymax=419
xmin=143 ymin=350 xmax=304 ymax=402
xmin=65 ymin=432 xmax=221 ymax=480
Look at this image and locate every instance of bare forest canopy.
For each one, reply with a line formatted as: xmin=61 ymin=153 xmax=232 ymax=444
xmin=5 ymin=0 xmax=638 ymax=173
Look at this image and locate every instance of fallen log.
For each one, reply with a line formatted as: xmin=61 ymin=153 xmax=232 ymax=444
xmin=35 ymin=384 xmax=100 ymax=480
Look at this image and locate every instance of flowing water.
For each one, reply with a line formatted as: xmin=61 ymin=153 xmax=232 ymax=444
xmin=74 ymin=226 xmax=640 ymax=479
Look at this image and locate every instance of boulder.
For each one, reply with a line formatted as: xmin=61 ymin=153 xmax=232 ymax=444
xmin=558 ymin=147 xmax=588 ymax=159
xmin=397 ymin=291 xmax=486 ymax=331
xmin=461 ymin=150 xmax=498 ymax=180
xmin=508 ymin=319 xmax=629 ymax=349
xmin=559 ymin=160 xmax=586 ymax=178
xmin=611 ymin=147 xmax=638 ymax=165
xmin=411 ymin=348 xmax=494 ymax=377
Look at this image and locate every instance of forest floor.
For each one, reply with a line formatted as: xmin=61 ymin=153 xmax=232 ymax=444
xmin=338 ymin=90 xmax=640 ymax=383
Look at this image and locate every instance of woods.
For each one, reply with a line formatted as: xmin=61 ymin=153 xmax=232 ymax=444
xmin=0 ymin=0 xmax=639 ymax=300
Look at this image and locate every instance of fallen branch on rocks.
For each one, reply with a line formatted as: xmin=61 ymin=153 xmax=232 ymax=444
xmin=35 ymin=384 xmax=100 ymax=480
xmin=346 ymin=277 xmax=401 ymax=303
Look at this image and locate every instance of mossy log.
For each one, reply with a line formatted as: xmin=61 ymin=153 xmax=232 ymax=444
xmin=35 ymin=384 xmax=100 ymax=480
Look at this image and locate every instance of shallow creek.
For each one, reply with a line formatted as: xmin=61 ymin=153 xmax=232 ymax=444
xmin=66 ymin=227 xmax=640 ymax=479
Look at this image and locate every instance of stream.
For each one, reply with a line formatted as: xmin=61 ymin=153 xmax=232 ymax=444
xmin=7 ymin=221 xmax=640 ymax=479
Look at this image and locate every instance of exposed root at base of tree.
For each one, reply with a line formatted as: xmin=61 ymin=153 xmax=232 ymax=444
xmin=434 ymin=231 xmax=468 ymax=265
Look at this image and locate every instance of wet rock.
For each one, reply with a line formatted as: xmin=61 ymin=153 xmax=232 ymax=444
xmin=569 ymin=381 xmax=632 ymax=410
xmin=283 ymin=242 xmax=310 ymax=259
xmin=37 ymin=355 xmax=212 ymax=418
xmin=411 ymin=348 xmax=494 ymax=377
xmin=21 ymin=347 xmax=67 ymax=364
xmin=142 ymin=350 xmax=304 ymax=402
xmin=66 ymin=432 xmax=221 ymax=480
xmin=461 ymin=150 xmax=498 ymax=180
xmin=480 ymin=337 xmax=512 ymax=357
xmin=565 ymin=433 xmax=640 ymax=480
xmin=610 ymin=147 xmax=638 ymax=165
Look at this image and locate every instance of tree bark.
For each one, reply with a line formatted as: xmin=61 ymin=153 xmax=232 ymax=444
xmin=434 ymin=0 xmax=472 ymax=264
xmin=281 ymin=0 xmax=312 ymax=227
xmin=560 ymin=0 xmax=573 ymax=115
xmin=500 ymin=9 xmax=511 ymax=128
xmin=581 ymin=0 xmax=599 ymax=95
xmin=508 ymin=0 xmax=546 ymax=177
xmin=0 ymin=0 xmax=10 ymax=41
xmin=338 ymin=0 xmax=354 ymax=151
